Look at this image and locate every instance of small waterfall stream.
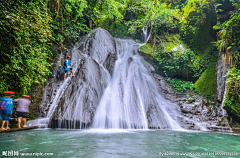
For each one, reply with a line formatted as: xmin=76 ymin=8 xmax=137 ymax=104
xmin=142 ymin=26 xmax=150 ymax=43
xmin=217 ymin=53 xmax=230 ymax=117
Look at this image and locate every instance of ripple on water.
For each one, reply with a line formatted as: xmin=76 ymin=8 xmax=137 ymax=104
xmin=1 ymin=129 xmax=240 ymax=158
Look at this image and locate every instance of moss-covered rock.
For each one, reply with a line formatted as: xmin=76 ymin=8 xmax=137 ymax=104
xmin=140 ymin=34 xmax=187 ymax=55
xmin=194 ymin=63 xmax=216 ymax=99
xmin=140 ymin=43 xmax=152 ymax=55
xmin=27 ymin=84 xmax=45 ymax=120
xmin=223 ymin=82 xmax=240 ymax=122
xmin=158 ymin=34 xmax=186 ymax=53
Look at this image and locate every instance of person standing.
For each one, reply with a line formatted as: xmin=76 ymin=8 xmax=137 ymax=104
xmin=62 ymin=56 xmax=75 ymax=80
xmin=0 ymin=91 xmax=15 ymax=130
xmin=14 ymin=95 xmax=31 ymax=128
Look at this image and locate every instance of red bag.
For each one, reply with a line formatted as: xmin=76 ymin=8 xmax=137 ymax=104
xmin=0 ymin=101 xmax=5 ymax=110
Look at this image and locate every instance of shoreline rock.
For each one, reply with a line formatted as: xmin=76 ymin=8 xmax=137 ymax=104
xmin=151 ymin=72 xmax=231 ymax=131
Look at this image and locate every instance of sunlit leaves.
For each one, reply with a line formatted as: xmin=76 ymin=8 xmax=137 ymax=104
xmin=216 ymin=2 xmax=240 ymax=56
xmin=126 ymin=0 xmax=177 ymax=36
xmin=65 ymin=0 xmax=87 ymax=19
xmin=86 ymin=0 xmax=125 ymax=26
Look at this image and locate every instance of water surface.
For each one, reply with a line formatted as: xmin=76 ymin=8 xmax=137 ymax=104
xmin=0 ymin=129 xmax=240 ymax=157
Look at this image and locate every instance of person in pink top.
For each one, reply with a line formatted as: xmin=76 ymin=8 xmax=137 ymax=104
xmin=14 ymin=95 xmax=31 ymax=128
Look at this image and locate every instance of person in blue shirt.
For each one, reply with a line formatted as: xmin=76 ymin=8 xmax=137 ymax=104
xmin=62 ymin=56 xmax=75 ymax=80
xmin=0 ymin=91 xmax=14 ymax=130
xmin=0 ymin=100 xmax=4 ymax=120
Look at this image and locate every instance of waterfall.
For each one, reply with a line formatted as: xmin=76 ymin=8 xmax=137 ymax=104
xmin=28 ymin=28 xmax=183 ymax=130
xmin=93 ymin=39 xmax=182 ymax=129
xmin=216 ymin=53 xmax=229 ymax=117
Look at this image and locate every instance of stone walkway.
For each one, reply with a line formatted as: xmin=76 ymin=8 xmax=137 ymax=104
xmin=0 ymin=126 xmax=39 ymax=133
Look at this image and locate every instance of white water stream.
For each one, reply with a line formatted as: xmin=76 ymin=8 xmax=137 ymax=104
xmin=93 ymin=38 xmax=182 ymax=129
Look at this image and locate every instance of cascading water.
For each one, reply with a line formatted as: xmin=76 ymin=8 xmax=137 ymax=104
xmin=93 ymin=39 xmax=182 ymax=129
xmin=142 ymin=26 xmax=150 ymax=43
xmin=217 ymin=53 xmax=230 ymax=117
xmin=29 ymin=28 xmax=185 ymax=130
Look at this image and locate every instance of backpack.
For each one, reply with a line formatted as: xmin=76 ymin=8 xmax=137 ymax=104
xmin=0 ymin=101 xmax=5 ymax=110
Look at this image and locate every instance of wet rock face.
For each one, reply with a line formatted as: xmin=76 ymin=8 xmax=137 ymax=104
xmin=152 ymin=74 xmax=178 ymax=102
xmin=40 ymin=28 xmax=118 ymax=127
xmin=89 ymin=29 xmax=117 ymax=74
xmin=51 ymin=58 xmax=106 ymax=123
xmin=103 ymin=51 xmax=117 ymax=76
xmin=178 ymin=98 xmax=229 ymax=129
xmin=152 ymin=73 xmax=230 ymax=130
xmin=216 ymin=53 xmax=229 ymax=103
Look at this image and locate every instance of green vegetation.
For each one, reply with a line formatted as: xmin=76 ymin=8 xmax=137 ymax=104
xmin=177 ymin=0 xmax=216 ymax=52
xmin=0 ymin=0 xmax=52 ymax=95
xmin=136 ymin=0 xmax=218 ymax=93
xmin=224 ymin=65 xmax=240 ymax=120
xmin=140 ymin=43 xmax=152 ymax=54
xmin=194 ymin=63 xmax=216 ymax=99
xmin=166 ymin=77 xmax=194 ymax=92
xmin=153 ymin=48 xmax=196 ymax=80
xmin=0 ymin=0 xmax=125 ymax=95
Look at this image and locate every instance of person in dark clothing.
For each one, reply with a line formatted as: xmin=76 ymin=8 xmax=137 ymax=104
xmin=62 ymin=56 xmax=74 ymax=80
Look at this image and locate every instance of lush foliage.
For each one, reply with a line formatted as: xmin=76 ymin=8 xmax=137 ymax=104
xmin=165 ymin=77 xmax=194 ymax=92
xmin=0 ymin=0 xmax=52 ymax=95
xmin=150 ymin=36 xmax=217 ymax=81
xmin=47 ymin=0 xmax=125 ymax=47
xmin=215 ymin=2 xmax=240 ymax=65
xmin=127 ymin=1 xmax=178 ymax=36
xmin=0 ymin=0 xmax=126 ymax=95
xmin=177 ymin=0 xmax=217 ymax=51
xmin=153 ymin=48 xmax=195 ymax=80
xmin=226 ymin=67 xmax=240 ymax=99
